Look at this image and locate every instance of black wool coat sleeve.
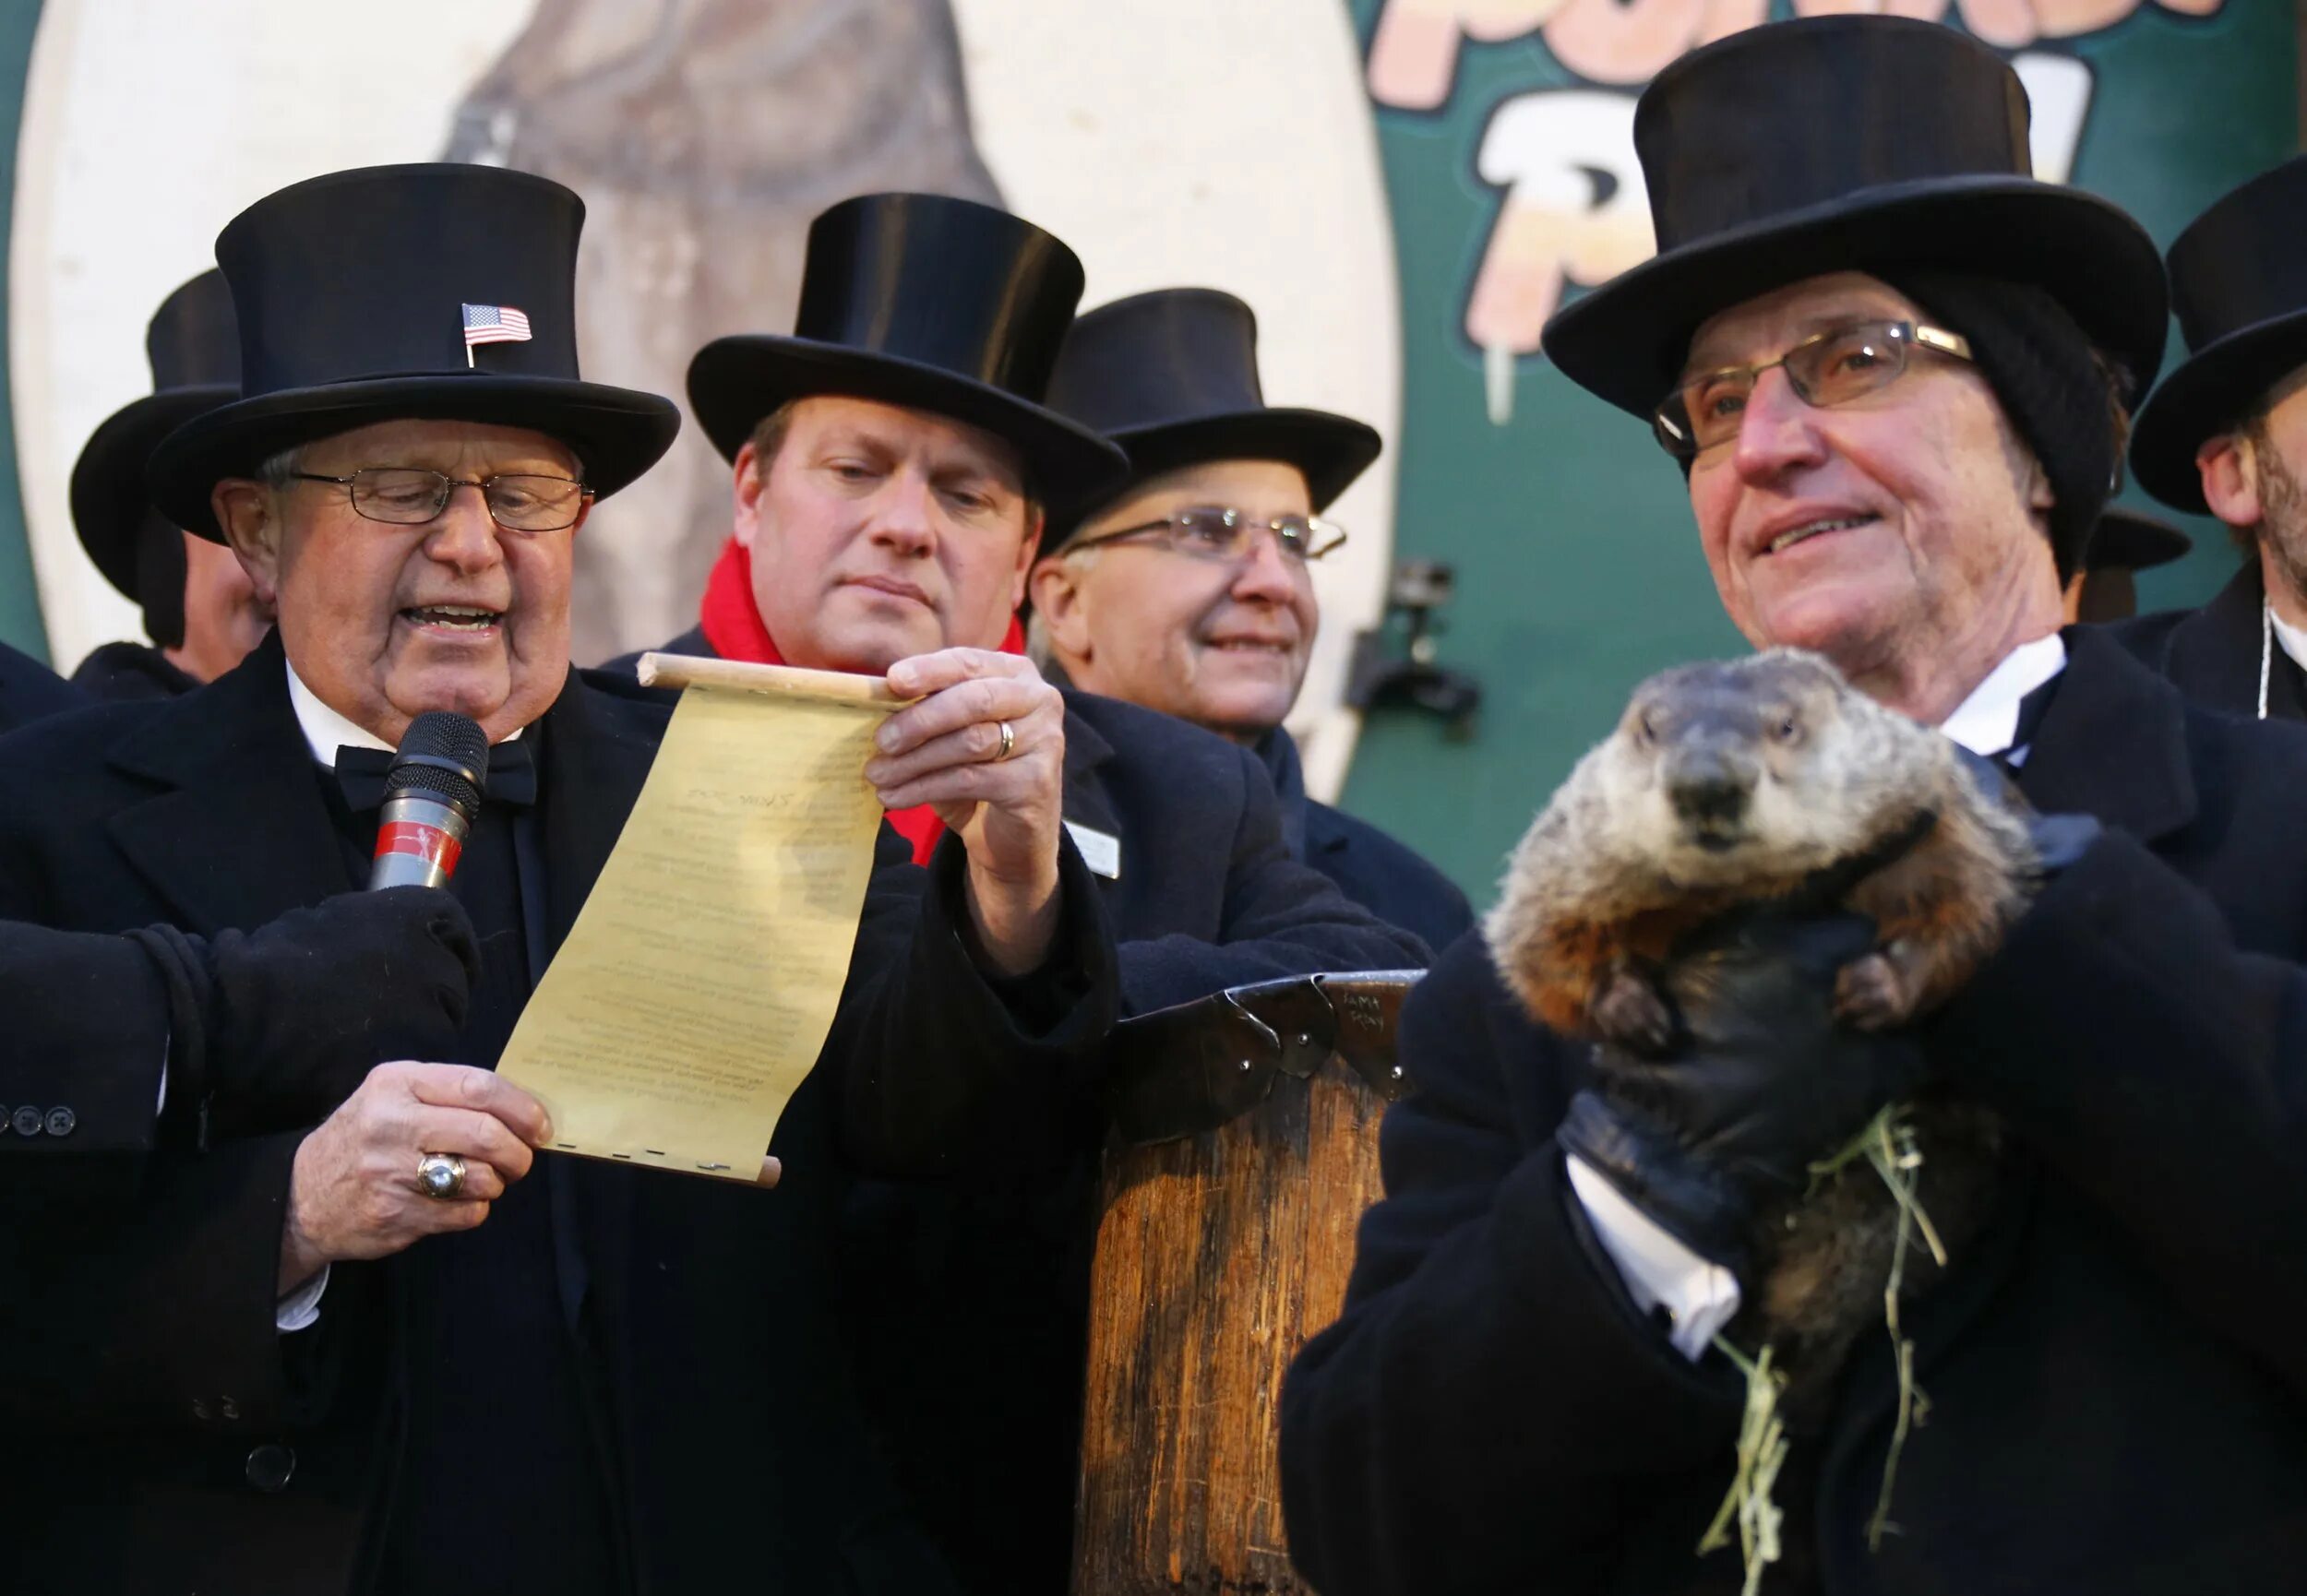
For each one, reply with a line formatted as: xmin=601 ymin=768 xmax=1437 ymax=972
xmin=1303 ymin=795 xmax=1476 ymax=954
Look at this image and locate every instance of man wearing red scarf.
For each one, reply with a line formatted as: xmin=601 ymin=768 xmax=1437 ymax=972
xmin=631 ymin=192 xmax=1430 ymax=1596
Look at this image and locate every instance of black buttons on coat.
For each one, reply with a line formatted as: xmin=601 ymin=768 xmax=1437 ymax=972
xmin=245 ymin=1445 xmax=296 ymax=1493
xmin=5 ymin=1103 xmax=78 ymax=1137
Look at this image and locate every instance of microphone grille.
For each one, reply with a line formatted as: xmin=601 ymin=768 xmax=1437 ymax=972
xmin=386 ymin=710 xmax=488 ymax=820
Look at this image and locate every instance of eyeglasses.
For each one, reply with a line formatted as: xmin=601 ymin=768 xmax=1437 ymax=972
xmin=1652 ymin=320 xmax=1975 ymax=460
xmin=287 ymin=468 xmax=592 ymax=531
xmin=1070 ymin=506 xmax=1348 ymax=564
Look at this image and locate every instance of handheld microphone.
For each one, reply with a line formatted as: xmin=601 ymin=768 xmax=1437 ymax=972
xmin=369 ymin=711 xmax=490 ymax=891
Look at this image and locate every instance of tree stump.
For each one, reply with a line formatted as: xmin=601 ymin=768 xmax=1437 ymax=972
xmin=1073 ymin=973 xmax=1418 ymax=1596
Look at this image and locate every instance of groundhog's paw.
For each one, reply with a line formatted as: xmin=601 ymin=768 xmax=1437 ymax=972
xmin=1590 ymin=965 xmax=1676 ymax=1055
xmin=1833 ymin=947 xmax=1914 ymax=1030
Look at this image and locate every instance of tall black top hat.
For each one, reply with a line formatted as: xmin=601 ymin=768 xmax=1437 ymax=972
xmin=1041 ymin=288 xmax=1382 ymax=548
xmin=71 ymin=270 xmax=239 ymax=601
xmin=1541 ymin=18 xmax=2167 ymax=420
xmin=149 ymin=163 xmax=680 ymax=539
xmin=2130 ymin=157 xmax=2307 ymax=513
xmin=2086 ymin=506 xmax=2192 ymax=574
xmin=686 ymin=193 xmax=1127 ymax=513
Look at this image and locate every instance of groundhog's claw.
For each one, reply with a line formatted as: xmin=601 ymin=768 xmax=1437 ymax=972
xmin=1591 ymin=966 xmax=1677 ymax=1055
xmin=1834 ymin=949 xmax=1914 ymax=1030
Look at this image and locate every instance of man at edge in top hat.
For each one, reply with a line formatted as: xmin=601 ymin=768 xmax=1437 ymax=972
xmin=1283 ymin=19 xmax=2307 ymax=1594
xmin=69 ymin=269 xmax=273 ymax=700
xmin=2120 ymin=154 xmax=2307 ymax=721
xmin=1031 ymin=286 xmax=1474 ymax=954
xmin=647 ymin=191 xmax=1428 ymax=1593
xmin=0 ymin=164 xmax=1118 ymax=1595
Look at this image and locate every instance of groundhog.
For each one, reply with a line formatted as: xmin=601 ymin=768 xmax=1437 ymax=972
xmin=1487 ymin=648 xmax=2040 ymax=1403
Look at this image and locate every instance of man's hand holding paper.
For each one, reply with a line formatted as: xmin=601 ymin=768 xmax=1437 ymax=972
xmin=873 ymin=648 xmax=1070 ymax=977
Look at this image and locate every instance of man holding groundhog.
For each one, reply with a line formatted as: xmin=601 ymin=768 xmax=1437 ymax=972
xmin=1282 ymin=18 xmax=2307 ymax=1594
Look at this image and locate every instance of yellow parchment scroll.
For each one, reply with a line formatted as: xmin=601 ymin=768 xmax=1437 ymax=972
xmin=497 ymin=654 xmax=902 ymax=1182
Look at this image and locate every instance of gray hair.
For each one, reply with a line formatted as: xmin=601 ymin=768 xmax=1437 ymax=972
xmin=256 ymin=444 xmax=305 ymax=489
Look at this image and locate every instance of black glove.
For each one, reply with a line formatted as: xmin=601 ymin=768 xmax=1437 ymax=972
xmin=128 ymin=887 xmax=479 ymax=1140
xmin=1558 ymin=904 xmax=1927 ymax=1269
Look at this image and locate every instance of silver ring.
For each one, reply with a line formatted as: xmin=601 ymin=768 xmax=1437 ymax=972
xmin=995 ymin=720 xmax=1016 ymax=762
xmin=414 ymin=1151 xmax=468 ymax=1201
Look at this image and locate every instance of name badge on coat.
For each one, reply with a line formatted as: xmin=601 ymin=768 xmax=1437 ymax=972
xmin=1065 ymin=820 xmax=1122 ymax=880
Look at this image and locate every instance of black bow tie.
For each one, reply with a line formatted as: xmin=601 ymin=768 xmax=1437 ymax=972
xmin=333 ymin=738 xmax=538 ymax=812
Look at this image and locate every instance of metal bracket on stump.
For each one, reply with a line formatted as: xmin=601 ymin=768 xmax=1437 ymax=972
xmin=1073 ymin=971 xmax=1423 ymax=1596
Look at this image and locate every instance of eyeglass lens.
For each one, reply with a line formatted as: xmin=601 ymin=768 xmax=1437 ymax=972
xmin=1656 ymin=324 xmax=1915 ymax=457
xmin=350 ymin=468 xmax=585 ymax=530
xmin=1168 ymin=508 xmax=1339 ymax=561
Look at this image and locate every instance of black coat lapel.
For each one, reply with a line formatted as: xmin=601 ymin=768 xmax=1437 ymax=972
xmin=2154 ymin=564 xmax=2274 ymax=716
xmin=2018 ymin=627 xmax=2198 ymax=846
xmin=102 ymin=634 xmax=355 ymax=935
xmin=524 ymin=670 xmax=667 ymax=1368
xmin=532 ymin=670 xmax=667 ymax=952
xmin=1058 ymin=695 xmax=1125 ymax=891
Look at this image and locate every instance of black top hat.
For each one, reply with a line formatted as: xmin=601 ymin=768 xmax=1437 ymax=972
xmin=687 ymin=193 xmax=1127 ymax=512
xmin=149 ymin=163 xmax=680 ymax=539
xmin=2086 ymin=506 xmax=2193 ymax=574
xmin=2130 ymin=157 xmax=2307 ymax=514
xmin=1040 ymin=288 xmax=1381 ymax=548
xmin=71 ymin=270 xmax=239 ymax=601
xmin=1541 ymin=18 xmax=2166 ymax=421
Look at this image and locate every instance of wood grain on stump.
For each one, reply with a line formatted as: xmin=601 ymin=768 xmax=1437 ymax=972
xmin=1072 ymin=1055 xmax=1393 ymax=1596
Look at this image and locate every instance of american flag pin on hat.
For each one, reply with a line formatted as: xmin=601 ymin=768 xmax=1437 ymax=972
xmin=462 ymin=303 xmax=532 ymax=368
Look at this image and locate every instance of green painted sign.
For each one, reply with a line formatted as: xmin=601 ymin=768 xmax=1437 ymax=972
xmin=1340 ymin=1 xmax=2295 ymax=905
xmin=0 ymin=1 xmax=48 ymax=662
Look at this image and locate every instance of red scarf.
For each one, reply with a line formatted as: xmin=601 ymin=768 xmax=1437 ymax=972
xmin=698 ymin=535 xmax=1025 ymax=864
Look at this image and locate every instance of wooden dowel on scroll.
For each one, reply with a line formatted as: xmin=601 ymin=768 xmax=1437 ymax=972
xmin=636 ymin=650 xmax=907 ymax=705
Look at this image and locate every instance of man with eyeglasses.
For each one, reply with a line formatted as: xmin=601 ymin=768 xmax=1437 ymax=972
xmin=645 ymin=196 xmax=1429 ymax=1593
xmin=0 ymin=165 xmax=1126 ymax=1595
xmin=1284 ymin=19 xmax=2307 ymax=1595
xmin=1031 ymin=288 xmax=1473 ymax=954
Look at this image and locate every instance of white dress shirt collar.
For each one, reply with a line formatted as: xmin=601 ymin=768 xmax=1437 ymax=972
xmin=1936 ymin=632 xmax=2067 ymax=761
xmin=2269 ymin=604 xmax=2307 ymax=676
xmin=284 ymin=661 xmax=522 ymax=768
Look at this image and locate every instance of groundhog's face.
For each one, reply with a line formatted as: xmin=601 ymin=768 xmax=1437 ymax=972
xmin=1596 ymin=649 xmax=1935 ymax=886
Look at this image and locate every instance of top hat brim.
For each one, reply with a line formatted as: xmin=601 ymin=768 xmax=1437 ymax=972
xmin=687 ymin=337 xmax=1130 ymax=518
xmin=71 ymin=385 xmax=237 ymax=597
xmin=2088 ymin=506 xmax=2192 ymax=573
xmin=1046 ymin=409 xmax=1383 ymax=547
xmin=1542 ymin=176 xmax=2169 ymax=422
xmin=2128 ymin=308 xmax=2307 ymax=514
xmin=148 ymin=375 xmax=682 ymax=540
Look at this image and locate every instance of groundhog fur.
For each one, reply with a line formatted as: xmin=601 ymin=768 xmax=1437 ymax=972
xmin=1487 ymin=649 xmax=2039 ymax=1407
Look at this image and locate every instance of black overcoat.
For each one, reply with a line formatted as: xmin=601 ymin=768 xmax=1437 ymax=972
xmin=1279 ymin=625 xmax=2307 ymax=1595
xmin=2112 ymin=561 xmax=2307 ymax=721
xmin=0 ymin=638 xmax=84 ymax=732
xmin=71 ymin=638 xmax=203 ymax=702
xmin=0 ymin=636 xmax=1118 ymax=1595
xmin=1259 ymin=725 xmax=1475 ymax=954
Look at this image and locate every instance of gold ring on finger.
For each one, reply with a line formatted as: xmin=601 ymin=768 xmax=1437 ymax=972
xmin=995 ymin=720 xmax=1016 ymax=762
xmin=414 ymin=1151 xmax=468 ymax=1201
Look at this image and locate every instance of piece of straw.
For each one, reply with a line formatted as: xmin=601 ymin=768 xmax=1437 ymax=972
xmin=1699 ymin=1103 xmax=1945 ymax=1582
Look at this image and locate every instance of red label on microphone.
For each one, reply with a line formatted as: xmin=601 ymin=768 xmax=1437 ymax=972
xmin=376 ymin=820 xmax=462 ymax=877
